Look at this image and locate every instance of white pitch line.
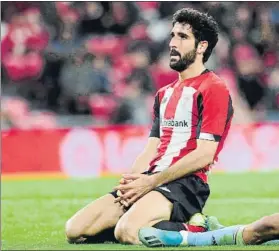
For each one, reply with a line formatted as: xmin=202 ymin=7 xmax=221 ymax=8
xmin=209 ymin=198 xmax=279 ymax=204
xmin=2 ymin=197 xmax=279 ymax=204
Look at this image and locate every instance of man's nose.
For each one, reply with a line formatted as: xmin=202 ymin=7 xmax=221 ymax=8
xmin=169 ymin=36 xmax=178 ymax=49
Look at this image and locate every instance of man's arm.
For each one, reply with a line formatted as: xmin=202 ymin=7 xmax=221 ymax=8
xmin=130 ymin=93 xmax=161 ymax=174
xmin=117 ymin=137 xmax=159 ymax=207
xmin=116 ymin=93 xmax=160 ymax=205
xmin=116 ymin=83 xmax=233 ymax=204
xmin=130 ymin=137 xmax=160 ymax=174
xmin=115 ymin=139 xmax=216 ymax=205
xmin=151 ymin=139 xmax=217 ymax=186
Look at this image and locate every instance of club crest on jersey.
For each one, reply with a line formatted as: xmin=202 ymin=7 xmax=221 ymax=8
xmin=161 ymin=119 xmax=189 ymax=127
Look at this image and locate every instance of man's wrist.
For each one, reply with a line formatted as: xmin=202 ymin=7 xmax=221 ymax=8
xmin=150 ymin=172 xmax=162 ymax=188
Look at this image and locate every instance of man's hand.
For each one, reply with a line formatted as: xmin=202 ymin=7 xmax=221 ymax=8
xmin=119 ymin=177 xmax=134 ymax=185
xmin=114 ymin=174 xmax=157 ymax=206
xmin=116 ymin=176 xmax=135 ymax=207
xmin=116 ymin=190 xmax=129 ymax=208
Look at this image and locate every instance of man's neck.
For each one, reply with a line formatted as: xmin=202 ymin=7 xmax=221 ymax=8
xmin=178 ymin=62 xmax=207 ymax=82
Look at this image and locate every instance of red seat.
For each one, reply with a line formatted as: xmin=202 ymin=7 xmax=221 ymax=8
xmin=3 ymin=53 xmax=44 ymax=81
xmin=86 ymin=36 xmax=127 ymax=58
xmin=136 ymin=2 xmax=159 ymax=11
xmin=88 ymin=95 xmax=117 ymax=121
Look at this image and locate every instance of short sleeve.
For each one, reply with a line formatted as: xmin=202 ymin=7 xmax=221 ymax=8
xmin=149 ymin=94 xmax=160 ymax=138
xmin=198 ymin=84 xmax=233 ymax=142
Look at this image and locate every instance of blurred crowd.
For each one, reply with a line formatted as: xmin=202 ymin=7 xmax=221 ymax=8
xmin=1 ymin=1 xmax=279 ymax=129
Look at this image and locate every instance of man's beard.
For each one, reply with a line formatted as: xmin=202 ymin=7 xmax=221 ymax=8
xmin=169 ymin=48 xmax=197 ymax=72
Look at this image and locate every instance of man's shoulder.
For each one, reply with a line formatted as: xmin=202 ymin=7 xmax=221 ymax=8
xmin=204 ymin=71 xmax=227 ymax=86
xmin=201 ymin=72 xmax=230 ymax=93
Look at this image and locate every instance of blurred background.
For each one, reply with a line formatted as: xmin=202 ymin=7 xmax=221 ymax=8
xmin=1 ymin=1 xmax=279 ymax=129
xmin=1 ymin=1 xmax=279 ymax=177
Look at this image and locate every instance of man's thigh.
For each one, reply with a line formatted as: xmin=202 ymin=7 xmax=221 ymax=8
xmin=66 ymin=194 xmax=125 ymax=239
xmin=114 ymin=191 xmax=173 ymax=243
xmin=154 ymin=175 xmax=210 ymax=222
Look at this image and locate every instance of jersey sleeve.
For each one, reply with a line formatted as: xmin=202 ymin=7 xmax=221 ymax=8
xmin=198 ymin=84 xmax=233 ymax=142
xmin=149 ymin=93 xmax=160 ymax=138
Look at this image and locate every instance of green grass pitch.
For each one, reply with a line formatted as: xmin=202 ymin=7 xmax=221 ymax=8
xmin=2 ymin=172 xmax=279 ymax=250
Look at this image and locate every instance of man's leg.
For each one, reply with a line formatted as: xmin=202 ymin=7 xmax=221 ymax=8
xmin=153 ymin=213 xmax=214 ymax=232
xmin=65 ymin=194 xmax=125 ymax=243
xmin=139 ymin=213 xmax=279 ymax=247
xmin=152 ymin=175 xmax=210 ymax=233
xmin=242 ymin=213 xmax=279 ymax=245
xmin=114 ymin=191 xmax=173 ymax=244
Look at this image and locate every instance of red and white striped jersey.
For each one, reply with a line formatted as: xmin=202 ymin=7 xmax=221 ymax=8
xmin=148 ymin=70 xmax=233 ymax=183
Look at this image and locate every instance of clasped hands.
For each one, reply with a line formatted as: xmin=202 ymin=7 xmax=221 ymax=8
xmin=114 ymin=173 xmax=157 ymax=207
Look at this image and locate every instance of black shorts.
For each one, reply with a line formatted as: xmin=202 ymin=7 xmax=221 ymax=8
xmin=110 ymin=171 xmax=210 ymax=223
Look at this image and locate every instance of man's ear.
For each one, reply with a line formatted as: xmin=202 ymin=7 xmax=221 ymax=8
xmin=197 ymin=41 xmax=208 ymax=54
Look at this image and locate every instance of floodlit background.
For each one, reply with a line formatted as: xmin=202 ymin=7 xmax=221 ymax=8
xmin=1 ymin=2 xmax=279 ymax=250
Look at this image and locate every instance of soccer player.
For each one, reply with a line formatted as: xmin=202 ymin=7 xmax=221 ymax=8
xmin=139 ymin=213 xmax=279 ymax=247
xmin=65 ymin=8 xmax=233 ymax=245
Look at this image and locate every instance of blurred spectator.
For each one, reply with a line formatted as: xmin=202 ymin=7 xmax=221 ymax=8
xmin=111 ymin=81 xmax=152 ymax=125
xmin=59 ymin=53 xmax=111 ymax=114
xmin=1 ymin=1 xmax=279 ymax=129
xmin=151 ymin=51 xmax=177 ymax=89
xmin=232 ymin=43 xmax=267 ymax=122
xmin=267 ymin=66 xmax=279 ymax=110
xmin=125 ymin=46 xmax=155 ymax=94
xmin=107 ymin=2 xmax=139 ymax=35
xmin=233 ymin=43 xmax=266 ymax=110
xmin=1 ymin=9 xmax=48 ymax=82
xmin=46 ymin=8 xmax=80 ymax=59
xmin=78 ymin=2 xmax=110 ymax=35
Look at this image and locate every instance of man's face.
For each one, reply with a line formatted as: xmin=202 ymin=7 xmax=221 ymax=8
xmin=169 ymin=22 xmax=197 ymax=72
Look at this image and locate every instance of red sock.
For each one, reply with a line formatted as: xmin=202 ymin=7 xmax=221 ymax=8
xmin=183 ymin=223 xmax=206 ymax=232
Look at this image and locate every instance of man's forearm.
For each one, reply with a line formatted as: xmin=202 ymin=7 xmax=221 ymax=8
xmin=130 ymin=137 xmax=159 ymax=174
xmin=152 ymin=148 xmax=214 ymax=187
xmin=130 ymin=151 xmax=155 ymax=174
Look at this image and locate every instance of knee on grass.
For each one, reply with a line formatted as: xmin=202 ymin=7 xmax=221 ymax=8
xmin=114 ymin=221 xmax=140 ymax=245
xmin=65 ymin=219 xmax=87 ymax=243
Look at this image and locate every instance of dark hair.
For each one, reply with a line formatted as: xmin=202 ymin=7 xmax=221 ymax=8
xmin=172 ymin=8 xmax=219 ymax=63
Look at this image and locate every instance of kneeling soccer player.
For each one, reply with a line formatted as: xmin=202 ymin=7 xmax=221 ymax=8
xmin=65 ymin=8 xmax=233 ymax=245
xmin=139 ymin=213 xmax=279 ymax=247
